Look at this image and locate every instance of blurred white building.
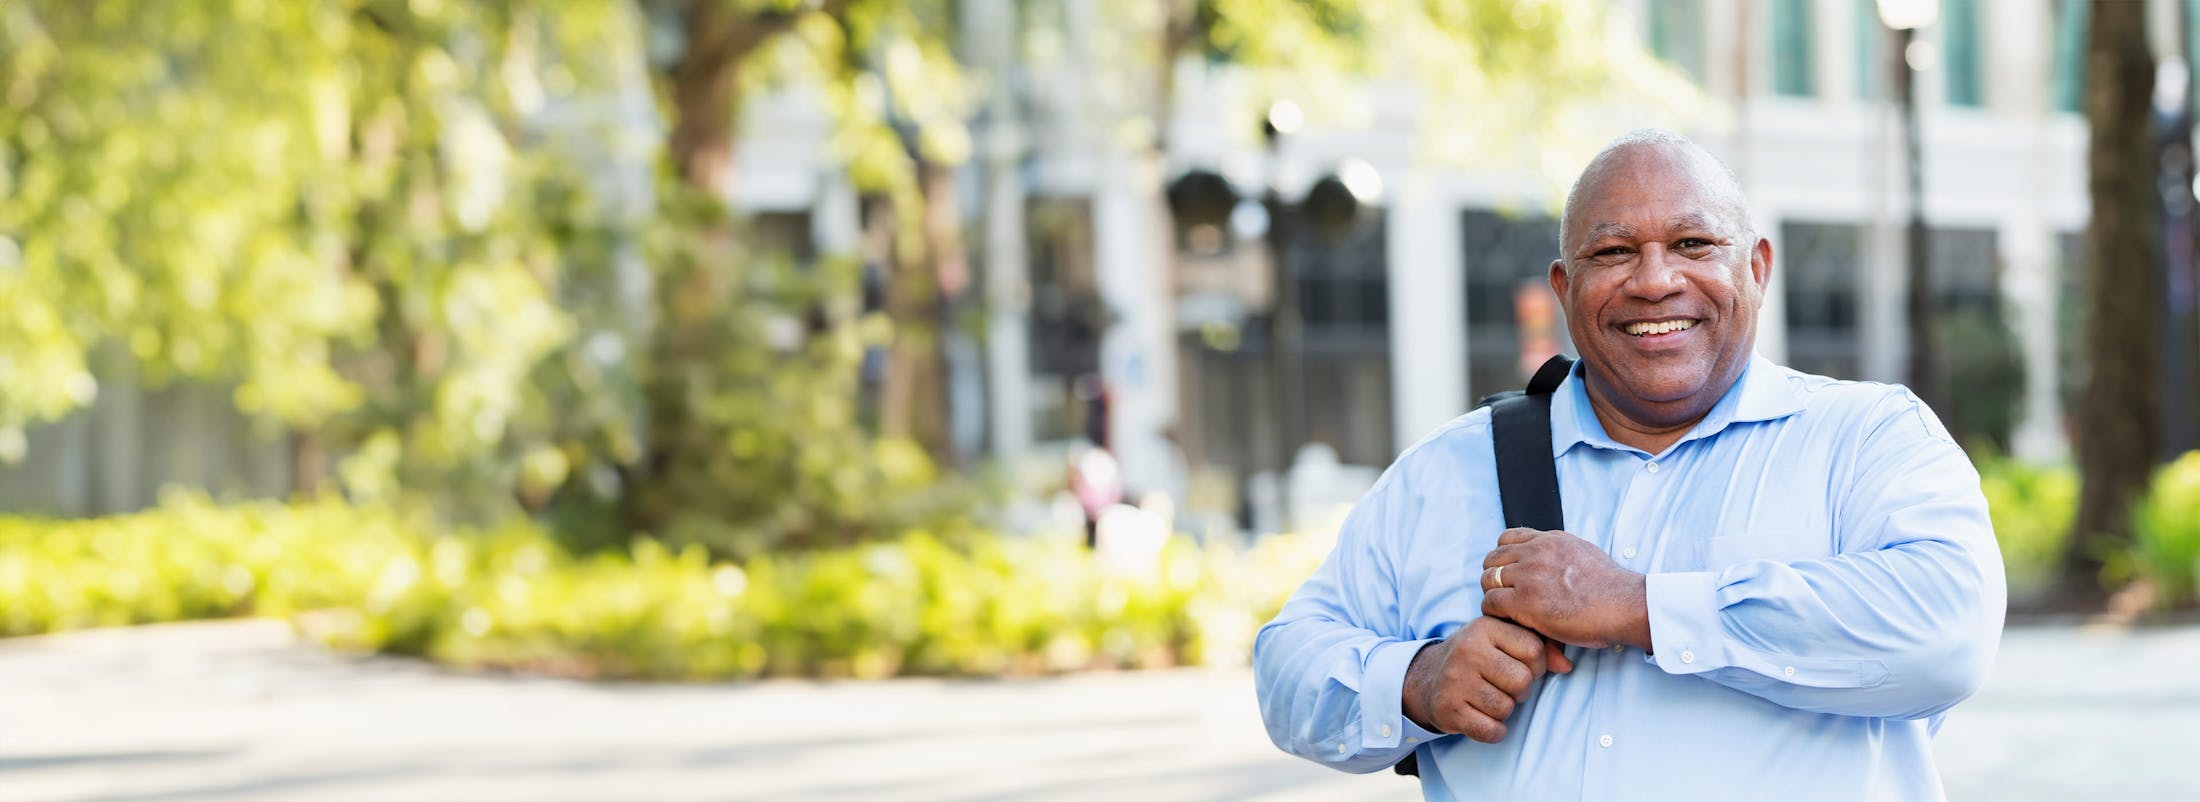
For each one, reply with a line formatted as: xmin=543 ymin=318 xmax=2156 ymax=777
xmin=722 ymin=0 xmax=2116 ymax=532
xmin=0 ymin=0 xmax=2130 ymax=527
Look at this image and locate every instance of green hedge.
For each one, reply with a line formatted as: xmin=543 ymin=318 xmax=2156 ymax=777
xmin=7 ymin=453 xmax=2195 ymax=679
xmin=1977 ymin=456 xmax=2077 ymax=602
xmin=0 ymin=494 xmax=1328 ymax=680
xmin=2131 ymin=452 xmax=2200 ymax=609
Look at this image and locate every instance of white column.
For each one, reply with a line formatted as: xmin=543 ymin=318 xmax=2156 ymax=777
xmin=981 ymin=147 xmax=1033 ymax=461
xmin=1093 ymin=152 xmax=1176 ymax=495
xmin=1387 ymin=173 xmax=1466 ymax=447
xmin=1861 ymin=107 xmax=1908 ymax=383
xmin=2003 ymin=215 xmax=2068 ymax=461
xmin=1754 ymin=202 xmax=1790 ymax=364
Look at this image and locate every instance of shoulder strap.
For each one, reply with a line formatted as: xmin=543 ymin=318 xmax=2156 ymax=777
xmin=1394 ymin=354 xmax=1573 ymax=779
xmin=1489 ymin=355 xmax=1572 ymax=531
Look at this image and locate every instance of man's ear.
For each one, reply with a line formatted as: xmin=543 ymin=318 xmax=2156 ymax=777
xmin=1750 ymin=237 xmax=1773 ymax=291
xmin=1547 ymin=259 xmax=1568 ymax=299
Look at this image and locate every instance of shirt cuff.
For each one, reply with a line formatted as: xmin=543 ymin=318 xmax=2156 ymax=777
xmin=1645 ymin=570 xmax=1725 ymax=676
xmin=1360 ymin=637 xmax=1445 ymax=749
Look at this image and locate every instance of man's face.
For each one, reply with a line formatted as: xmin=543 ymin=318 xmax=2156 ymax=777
xmin=1548 ymin=146 xmax=1770 ymax=427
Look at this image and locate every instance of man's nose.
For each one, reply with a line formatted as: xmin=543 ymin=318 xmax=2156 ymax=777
xmin=1625 ymin=245 xmax=1687 ymax=301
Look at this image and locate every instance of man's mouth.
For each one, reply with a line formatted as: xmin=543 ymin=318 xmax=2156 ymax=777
xmin=1622 ymin=319 xmax=1699 ymax=337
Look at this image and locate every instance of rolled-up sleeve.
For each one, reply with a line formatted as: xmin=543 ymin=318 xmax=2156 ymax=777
xmin=1253 ymin=466 xmax=1443 ymax=772
xmin=1644 ymin=391 xmax=2006 ymax=719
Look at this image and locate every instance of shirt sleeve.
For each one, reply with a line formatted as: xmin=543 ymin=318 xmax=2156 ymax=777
xmin=1252 ymin=464 xmax=1446 ymax=773
xmin=1642 ymin=389 xmax=2007 ymax=719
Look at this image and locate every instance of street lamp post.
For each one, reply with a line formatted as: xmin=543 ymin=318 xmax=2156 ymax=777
xmin=1262 ymin=100 xmax=1304 ymax=476
xmin=1880 ymin=0 xmax=1940 ymax=399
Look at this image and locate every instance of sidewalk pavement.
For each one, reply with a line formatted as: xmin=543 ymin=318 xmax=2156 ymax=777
xmin=1 ymin=620 xmax=2194 ymax=801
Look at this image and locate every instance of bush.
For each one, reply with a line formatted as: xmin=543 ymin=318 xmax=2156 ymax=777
xmin=0 ymin=495 xmax=1329 ymax=680
xmin=1977 ymin=457 xmax=2077 ymax=602
xmin=2130 ymin=451 xmax=2200 ymax=610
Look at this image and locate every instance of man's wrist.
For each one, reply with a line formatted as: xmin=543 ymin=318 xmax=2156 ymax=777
xmin=1620 ymin=572 xmax=1653 ymax=651
xmin=1400 ymin=639 xmax=1445 ymax=731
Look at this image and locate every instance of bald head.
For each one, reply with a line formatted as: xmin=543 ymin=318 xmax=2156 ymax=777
xmin=1559 ymin=130 xmax=1752 ymax=262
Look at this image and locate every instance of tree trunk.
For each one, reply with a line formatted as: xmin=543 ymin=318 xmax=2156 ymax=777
xmin=877 ymin=164 xmax=957 ymax=462
xmin=2063 ymin=0 xmax=2162 ymax=604
xmin=629 ymin=2 xmax=802 ymax=534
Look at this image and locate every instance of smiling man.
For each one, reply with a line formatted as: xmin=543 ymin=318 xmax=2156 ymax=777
xmin=1253 ymin=130 xmax=2006 ymax=801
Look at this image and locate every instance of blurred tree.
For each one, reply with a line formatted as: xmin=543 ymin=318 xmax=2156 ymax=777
xmin=0 ymin=0 xmax=1697 ymax=560
xmin=0 ymin=1 xmax=643 ymax=516
xmin=2065 ymin=0 xmax=2161 ymax=605
xmin=621 ymin=0 xmax=980 ymax=556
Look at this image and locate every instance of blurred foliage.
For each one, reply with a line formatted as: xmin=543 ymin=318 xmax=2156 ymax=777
xmin=0 ymin=0 xmax=1693 ymax=560
xmin=2126 ymin=451 xmax=2200 ymax=610
xmin=1066 ymin=0 xmax=1700 ymax=183
xmin=0 ymin=0 xmax=647 ymax=508
xmin=0 ymin=494 xmax=1329 ymax=680
xmin=1977 ymin=455 xmax=2077 ymax=603
xmin=620 ymin=187 xmax=981 ymax=560
xmin=1935 ymin=308 xmax=2026 ymax=452
xmin=0 ymin=492 xmax=428 ymax=635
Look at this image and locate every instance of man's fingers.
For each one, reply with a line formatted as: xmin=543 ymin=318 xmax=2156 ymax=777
xmin=1478 ymin=563 xmax=1520 ymax=593
xmin=1481 ymin=654 xmax=1538 ymax=701
xmin=1495 ymin=527 xmax=1542 ymax=546
xmin=1481 ymin=544 xmax=1523 ymax=570
xmin=1481 ymin=587 xmax=1520 ymax=622
xmin=1481 ymin=613 xmax=1546 ymax=664
xmin=1545 ymin=638 xmax=1575 ymax=674
xmin=1463 ymin=678 xmax=1517 ymax=722
xmin=1447 ymin=703 xmax=1508 ymax=744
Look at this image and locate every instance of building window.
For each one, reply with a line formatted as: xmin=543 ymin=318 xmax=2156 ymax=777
xmin=1288 ymin=212 xmax=1390 ymax=343
xmin=1781 ymin=221 xmax=1865 ymax=380
xmin=1928 ymin=226 xmax=2019 ymax=450
xmin=1026 ymin=196 xmax=1103 ymax=443
xmin=2053 ymin=0 xmax=2088 ymax=114
xmin=1461 ymin=210 xmax=1566 ymax=403
xmin=1772 ymin=0 xmax=1817 ymax=98
xmin=1942 ymin=0 xmax=1984 ymax=107
xmin=750 ymin=210 xmax=817 ymax=263
xmin=1930 ymin=226 xmax=1999 ymax=314
xmin=1285 ymin=211 xmax=1393 ymax=466
xmin=1650 ymin=0 xmax=1707 ymax=84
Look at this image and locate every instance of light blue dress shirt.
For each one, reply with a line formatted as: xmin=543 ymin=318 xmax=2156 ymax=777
xmin=1254 ymin=357 xmax=2006 ymax=801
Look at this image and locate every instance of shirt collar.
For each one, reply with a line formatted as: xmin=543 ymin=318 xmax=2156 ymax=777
xmin=1548 ymin=354 xmax=1806 ymax=457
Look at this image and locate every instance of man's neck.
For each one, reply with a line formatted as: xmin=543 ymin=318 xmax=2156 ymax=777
xmin=1588 ymin=404 xmax=1699 ymax=455
xmin=1580 ymin=378 xmax=1717 ymax=456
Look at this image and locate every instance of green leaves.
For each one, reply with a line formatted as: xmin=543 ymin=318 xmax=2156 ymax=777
xmin=0 ymin=494 xmax=1333 ymax=680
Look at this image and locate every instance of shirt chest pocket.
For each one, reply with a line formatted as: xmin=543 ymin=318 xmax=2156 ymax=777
xmin=1693 ymin=526 xmax=1834 ymax=571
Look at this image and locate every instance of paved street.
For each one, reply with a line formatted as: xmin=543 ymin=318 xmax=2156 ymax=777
xmin=2 ymin=620 xmax=2195 ymax=801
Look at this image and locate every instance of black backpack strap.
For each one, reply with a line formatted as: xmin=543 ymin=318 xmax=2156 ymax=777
xmin=1491 ymin=355 xmax=1571 ymax=531
xmin=1394 ymin=354 xmax=1573 ymax=778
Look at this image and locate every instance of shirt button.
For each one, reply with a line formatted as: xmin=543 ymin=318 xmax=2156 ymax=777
xmin=1337 ymin=743 xmax=1348 ymax=754
xmin=1622 ymin=547 xmax=1637 ymax=559
xmin=1407 ymin=736 xmax=1419 ymax=744
xmin=1784 ymin=666 xmax=1796 ymax=677
xmin=1599 ymin=734 xmax=1614 ymax=748
xmin=1679 ymin=650 xmax=1695 ymax=664
xmin=1645 ymin=461 xmax=1660 ymax=474
xmin=1381 ymin=724 xmax=1393 ymax=738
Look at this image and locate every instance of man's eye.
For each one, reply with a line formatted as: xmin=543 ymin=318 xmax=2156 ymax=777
xmin=1677 ymin=238 xmax=1714 ymax=250
xmin=1595 ymin=247 xmax=1631 ymax=257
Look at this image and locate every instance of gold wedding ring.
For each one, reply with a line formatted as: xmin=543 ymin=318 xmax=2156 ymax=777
xmin=1491 ymin=565 xmax=1506 ymax=589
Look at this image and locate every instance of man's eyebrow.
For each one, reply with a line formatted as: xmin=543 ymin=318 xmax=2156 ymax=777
xmin=1580 ymin=222 xmax=1634 ymax=242
xmin=1665 ymin=212 xmax=1718 ymax=231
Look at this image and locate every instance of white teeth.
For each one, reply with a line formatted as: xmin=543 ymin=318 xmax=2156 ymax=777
xmin=1624 ymin=319 xmax=1697 ymax=336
